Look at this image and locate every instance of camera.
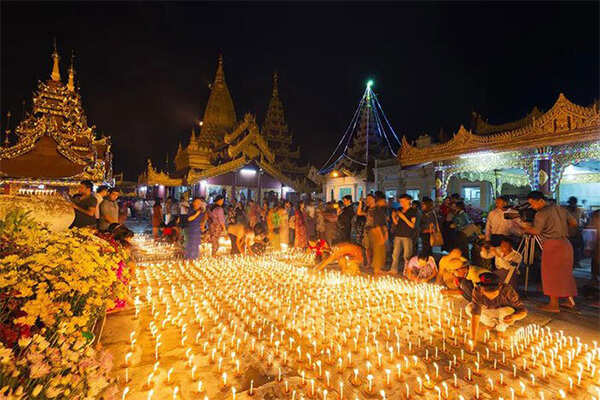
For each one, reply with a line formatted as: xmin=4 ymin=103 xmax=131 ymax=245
xmin=503 ymin=203 xmax=536 ymax=223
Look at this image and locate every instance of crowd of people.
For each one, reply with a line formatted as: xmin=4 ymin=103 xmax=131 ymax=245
xmin=66 ymin=179 xmax=599 ymax=344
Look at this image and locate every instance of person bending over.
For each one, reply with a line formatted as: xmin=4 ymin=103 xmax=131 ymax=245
xmin=403 ymin=252 xmax=438 ymax=283
xmin=441 ymin=259 xmax=489 ymax=302
xmin=308 ymin=235 xmax=331 ymax=264
xmin=434 ymin=248 xmax=467 ymax=288
xmin=467 ymin=273 xmax=527 ymax=347
xmin=314 ymin=242 xmax=364 ymax=276
xmin=227 ymin=223 xmax=253 ymax=255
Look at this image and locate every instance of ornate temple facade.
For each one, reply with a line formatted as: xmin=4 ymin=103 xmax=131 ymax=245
xmin=1 ymin=45 xmax=112 ymax=193
xmin=140 ymin=56 xmax=314 ymax=202
xmin=373 ymin=94 xmax=600 ymax=208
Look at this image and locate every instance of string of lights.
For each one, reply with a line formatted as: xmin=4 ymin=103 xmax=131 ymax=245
xmin=319 ymin=81 xmax=400 ymax=174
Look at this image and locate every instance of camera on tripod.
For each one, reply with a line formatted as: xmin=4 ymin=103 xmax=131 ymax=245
xmin=503 ymin=203 xmax=536 ymax=223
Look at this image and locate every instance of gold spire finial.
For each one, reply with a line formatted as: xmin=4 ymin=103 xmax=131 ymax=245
xmin=214 ymin=54 xmax=225 ymax=85
xmin=272 ymin=71 xmax=279 ymax=96
xmin=51 ymin=38 xmax=61 ymax=82
xmin=4 ymin=111 xmax=11 ymax=147
xmin=67 ymin=51 xmax=75 ymax=91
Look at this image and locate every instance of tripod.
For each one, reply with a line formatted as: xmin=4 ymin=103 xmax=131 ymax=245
xmin=516 ymin=234 xmax=543 ymax=293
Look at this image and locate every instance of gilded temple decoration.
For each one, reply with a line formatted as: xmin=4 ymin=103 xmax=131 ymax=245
xmin=151 ymin=58 xmax=313 ymax=195
xmin=400 ymin=93 xmax=599 ymax=166
xmin=400 ymin=94 xmax=600 ymax=196
xmin=198 ymin=55 xmax=237 ymax=146
xmin=1 ymin=44 xmax=112 ymax=186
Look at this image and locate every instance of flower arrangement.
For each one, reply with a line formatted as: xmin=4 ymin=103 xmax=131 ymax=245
xmin=0 ymin=208 xmax=128 ymax=399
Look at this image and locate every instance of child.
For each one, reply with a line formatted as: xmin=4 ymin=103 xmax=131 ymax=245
xmin=308 ymin=235 xmax=330 ymax=264
xmin=403 ymin=252 xmax=438 ymax=283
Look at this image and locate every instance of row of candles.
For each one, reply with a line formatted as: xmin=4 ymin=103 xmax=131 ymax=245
xmin=119 ymin=240 xmax=600 ymax=399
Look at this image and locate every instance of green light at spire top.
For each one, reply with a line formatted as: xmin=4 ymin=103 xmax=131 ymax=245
xmin=367 ymin=80 xmax=373 ymax=88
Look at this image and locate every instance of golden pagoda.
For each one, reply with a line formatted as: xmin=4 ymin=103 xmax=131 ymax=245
xmin=146 ymin=56 xmax=315 ymax=201
xmin=1 ymin=43 xmax=112 ymax=191
xmin=199 ymin=54 xmax=237 ymax=146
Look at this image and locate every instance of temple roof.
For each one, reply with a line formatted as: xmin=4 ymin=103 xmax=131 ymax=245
xmin=261 ymin=72 xmax=292 ymax=144
xmin=199 ymin=55 xmax=237 ymax=145
xmin=1 ymin=44 xmax=112 ymax=184
xmin=399 ymin=93 xmax=600 ymax=166
xmin=471 ymin=107 xmax=544 ymax=135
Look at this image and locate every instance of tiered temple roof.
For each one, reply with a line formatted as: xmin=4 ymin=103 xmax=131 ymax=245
xmin=150 ymin=57 xmax=313 ymax=193
xmin=1 ymin=44 xmax=112 ymax=186
xmin=399 ymin=93 xmax=600 ymax=166
xmin=261 ymin=72 xmax=308 ymax=178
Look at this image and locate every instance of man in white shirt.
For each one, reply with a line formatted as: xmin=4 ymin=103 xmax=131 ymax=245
xmin=480 ymin=239 xmax=522 ymax=288
xmin=485 ymin=196 xmax=516 ymax=246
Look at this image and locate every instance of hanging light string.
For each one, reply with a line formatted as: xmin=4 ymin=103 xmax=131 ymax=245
xmin=370 ymin=91 xmax=397 ymax=157
xmin=372 ymin=92 xmax=402 ymax=147
xmin=342 ymin=153 xmax=367 ymax=166
xmin=319 ymin=87 xmax=368 ymax=173
xmin=319 ymin=83 xmax=401 ymax=174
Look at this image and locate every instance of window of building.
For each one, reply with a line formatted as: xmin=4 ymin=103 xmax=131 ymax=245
xmin=406 ymin=189 xmax=420 ymax=200
xmin=385 ymin=190 xmax=397 ymax=200
xmin=463 ymin=186 xmax=481 ymax=207
xmin=358 ymin=187 xmax=364 ymax=200
xmin=339 ymin=187 xmax=352 ymax=199
xmin=430 ymin=188 xmax=436 ymax=200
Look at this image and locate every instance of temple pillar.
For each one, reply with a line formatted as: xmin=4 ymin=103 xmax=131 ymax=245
xmin=257 ymin=171 xmax=262 ymax=203
xmin=434 ymin=163 xmax=445 ymax=205
xmin=534 ymin=157 xmax=552 ymax=196
xmin=493 ymin=169 xmax=502 ymax=197
xmin=232 ymin=171 xmax=237 ymax=201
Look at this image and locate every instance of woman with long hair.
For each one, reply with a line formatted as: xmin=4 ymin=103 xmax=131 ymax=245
xmin=295 ymin=200 xmax=308 ymax=248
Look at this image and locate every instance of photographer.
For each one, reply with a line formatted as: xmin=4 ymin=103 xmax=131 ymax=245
xmin=524 ymin=191 xmax=578 ymax=313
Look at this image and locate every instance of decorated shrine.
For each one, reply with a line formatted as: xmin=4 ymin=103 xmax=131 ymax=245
xmin=398 ymin=94 xmax=600 ymax=204
xmin=140 ymin=56 xmax=314 ymax=202
xmin=0 ymin=43 xmax=112 ymax=193
xmin=317 ymin=82 xmax=401 ymax=201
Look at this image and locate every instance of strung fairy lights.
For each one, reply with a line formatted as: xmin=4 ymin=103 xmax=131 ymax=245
xmin=319 ymin=80 xmax=401 ymax=174
xmin=118 ymin=239 xmax=600 ymax=399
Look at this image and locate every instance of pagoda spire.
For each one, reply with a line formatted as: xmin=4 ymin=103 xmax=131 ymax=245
xmin=272 ymin=71 xmax=279 ymax=96
xmin=67 ymin=51 xmax=75 ymax=91
xmin=51 ymin=39 xmax=61 ymax=82
xmin=214 ymin=54 xmax=225 ymax=85
xmin=199 ymin=54 xmax=237 ymax=144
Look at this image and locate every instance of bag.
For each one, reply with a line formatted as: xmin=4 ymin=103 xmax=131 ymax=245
xmin=430 ymin=211 xmax=444 ymax=247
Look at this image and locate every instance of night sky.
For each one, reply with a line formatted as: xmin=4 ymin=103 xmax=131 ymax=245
xmin=1 ymin=2 xmax=598 ymax=180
